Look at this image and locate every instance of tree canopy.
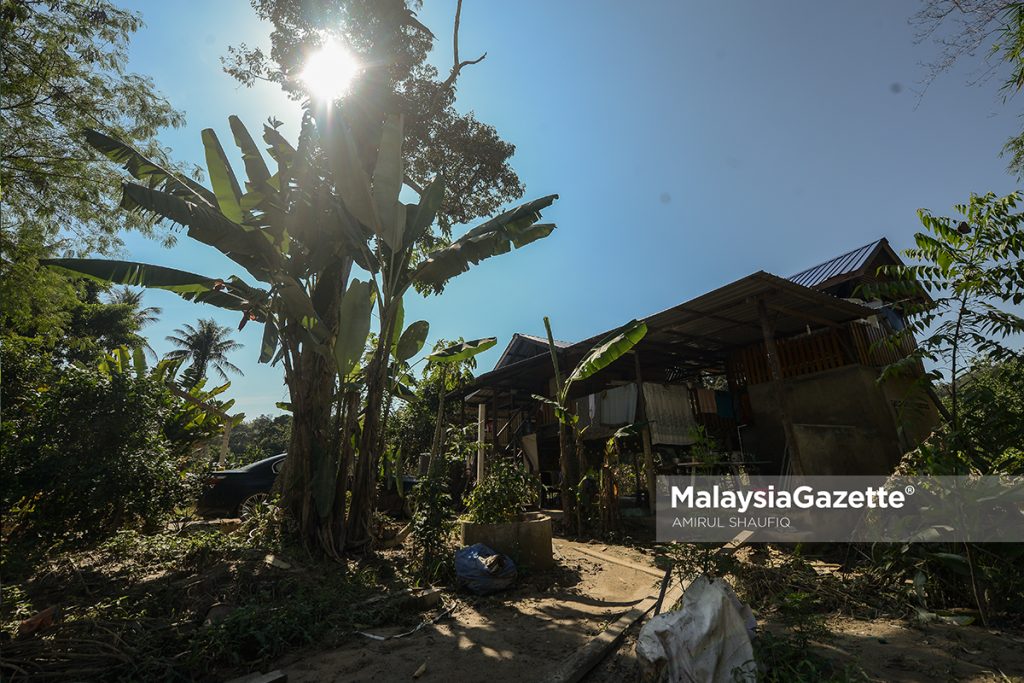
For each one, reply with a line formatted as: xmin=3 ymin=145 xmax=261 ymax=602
xmin=223 ymin=0 xmax=524 ymax=234
xmin=0 ymin=0 xmax=188 ymax=361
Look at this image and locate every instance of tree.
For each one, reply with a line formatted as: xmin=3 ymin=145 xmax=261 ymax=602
xmin=165 ymin=319 xmax=244 ymax=389
xmin=229 ymin=414 xmax=293 ymax=466
xmin=223 ymin=0 xmax=524 ymax=233
xmin=872 ymin=191 xmax=1024 ymax=465
xmin=110 ymin=287 xmax=162 ymax=328
xmin=0 ymin=0 xmax=186 ymax=254
xmin=0 ymin=0 xmax=187 ymax=385
xmin=385 ymin=337 xmax=479 ymax=472
xmin=952 ymin=356 xmax=1024 ymax=471
xmin=913 ymin=1 xmax=1024 ymax=174
xmin=536 ymin=318 xmax=648 ymax=535
xmin=44 ymin=106 xmax=557 ymax=556
xmin=109 ymin=287 xmax=162 ymax=358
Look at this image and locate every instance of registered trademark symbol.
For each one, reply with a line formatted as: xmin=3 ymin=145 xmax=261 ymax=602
xmin=905 ymin=485 xmax=915 ymax=495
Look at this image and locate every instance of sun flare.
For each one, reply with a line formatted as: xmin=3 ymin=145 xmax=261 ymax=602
xmin=299 ymin=40 xmax=360 ymax=101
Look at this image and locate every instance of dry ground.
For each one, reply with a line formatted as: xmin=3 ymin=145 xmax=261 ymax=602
xmin=280 ymin=539 xmax=663 ymax=682
xmin=277 ymin=538 xmax=1024 ymax=683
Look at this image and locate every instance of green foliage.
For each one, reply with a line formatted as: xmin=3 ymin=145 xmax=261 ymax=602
xmin=385 ymin=337 xmax=478 ymax=471
xmin=1 ymin=527 xmax=393 ymax=680
xmin=869 ymin=192 xmax=1024 ymax=438
xmin=950 ymin=356 xmax=1024 ymax=471
xmin=229 ymin=414 xmax=293 ymax=467
xmin=1 ymin=362 xmax=188 ymax=546
xmin=463 ymin=456 xmax=538 ymax=524
xmin=410 ymin=455 xmax=457 ymax=582
xmin=165 ymin=319 xmax=244 ymax=389
xmin=745 ymin=628 xmax=866 ymax=683
xmin=0 ymin=0 xmax=187 ymax=254
xmin=427 ymin=336 xmax=497 ymax=363
xmin=562 ymin=319 xmax=647 ymax=400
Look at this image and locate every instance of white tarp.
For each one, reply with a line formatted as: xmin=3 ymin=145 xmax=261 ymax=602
xmin=636 ymin=575 xmax=756 ymax=682
xmin=642 ymin=383 xmax=697 ymax=446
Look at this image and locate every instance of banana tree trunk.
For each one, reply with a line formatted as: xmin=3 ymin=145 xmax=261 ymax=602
xmin=280 ymin=342 xmax=340 ymax=551
xmin=346 ymin=304 xmax=400 ymax=550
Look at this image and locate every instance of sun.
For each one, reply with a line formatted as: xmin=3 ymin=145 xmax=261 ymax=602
xmin=299 ymin=40 xmax=360 ymax=101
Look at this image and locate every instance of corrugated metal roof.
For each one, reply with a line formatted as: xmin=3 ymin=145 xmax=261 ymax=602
xmin=518 ymin=333 xmax=570 ymax=348
xmin=788 ymin=239 xmax=885 ymax=289
xmin=492 ymin=333 xmax=570 ymax=370
xmin=458 ymin=271 xmax=875 ymax=402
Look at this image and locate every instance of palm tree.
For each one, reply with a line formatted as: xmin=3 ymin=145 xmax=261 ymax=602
xmin=108 ymin=286 xmax=162 ymax=359
xmin=165 ymin=319 xmax=243 ymax=389
xmin=109 ymin=286 xmax=162 ymax=328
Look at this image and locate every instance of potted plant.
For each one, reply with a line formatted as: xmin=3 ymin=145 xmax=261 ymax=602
xmin=460 ymin=456 xmax=554 ymax=569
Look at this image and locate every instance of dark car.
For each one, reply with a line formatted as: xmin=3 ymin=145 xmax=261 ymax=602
xmin=197 ymin=453 xmax=419 ymax=518
xmin=197 ymin=453 xmax=285 ymax=518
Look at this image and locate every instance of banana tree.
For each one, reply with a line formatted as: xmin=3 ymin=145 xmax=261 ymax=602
xmin=44 ymin=103 xmax=558 ymax=554
xmin=45 ymin=112 xmax=368 ymax=555
xmin=335 ymin=110 xmax=557 ymax=547
xmin=423 ymin=337 xmax=497 ymax=478
xmin=534 ymin=318 xmax=647 ymax=534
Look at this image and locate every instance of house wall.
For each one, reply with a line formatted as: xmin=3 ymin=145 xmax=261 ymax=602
xmin=743 ymin=364 xmax=937 ymax=475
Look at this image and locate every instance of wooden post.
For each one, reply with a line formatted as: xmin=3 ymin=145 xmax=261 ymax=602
xmin=633 ymin=351 xmax=657 ymax=514
xmin=757 ymin=297 xmax=804 ymax=474
xmin=476 ymin=402 xmax=486 ymax=482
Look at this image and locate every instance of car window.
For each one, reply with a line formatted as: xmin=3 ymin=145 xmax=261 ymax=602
xmin=271 ymin=458 xmax=284 ymax=474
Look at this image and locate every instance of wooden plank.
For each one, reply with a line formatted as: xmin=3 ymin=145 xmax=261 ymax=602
xmin=546 ymin=583 xmax=686 ymax=683
xmin=568 ymin=544 xmax=666 ymax=580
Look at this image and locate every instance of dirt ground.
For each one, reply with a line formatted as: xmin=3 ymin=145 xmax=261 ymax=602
xmin=593 ymin=615 xmax=1024 ymax=682
xmin=280 ymin=539 xmax=663 ymax=682
xmin=278 ymin=540 xmax=1024 ymax=683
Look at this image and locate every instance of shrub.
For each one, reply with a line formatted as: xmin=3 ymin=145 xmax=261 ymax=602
xmin=1 ymin=364 xmax=189 ymax=545
xmin=463 ymin=455 xmax=538 ymax=524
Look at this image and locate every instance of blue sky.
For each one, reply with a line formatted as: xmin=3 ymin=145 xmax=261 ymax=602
xmin=118 ymin=0 xmax=1019 ymax=417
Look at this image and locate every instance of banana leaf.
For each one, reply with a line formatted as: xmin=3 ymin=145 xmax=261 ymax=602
xmin=201 ymin=128 xmax=244 ymax=223
xmin=324 ymin=116 xmax=383 ymax=240
xmin=394 ymin=320 xmax=429 ymax=362
xmin=412 ymin=194 xmax=558 ymax=293
xmin=372 ymin=113 xmax=405 ymax=250
xmin=120 ymin=182 xmax=280 ymax=282
xmin=403 ymin=176 xmax=444 ymax=250
xmin=40 ymin=258 xmax=258 ymax=313
xmin=428 ymin=337 xmax=497 ymax=363
xmin=563 ymin=320 xmax=647 ymax=400
xmin=335 ymin=279 xmax=374 ymax=379
xmin=83 ymin=129 xmax=216 ymax=205
xmin=228 ymin=115 xmax=272 ymax=190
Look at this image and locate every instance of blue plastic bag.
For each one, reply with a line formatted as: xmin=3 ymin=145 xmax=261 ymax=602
xmin=455 ymin=543 xmax=517 ymax=595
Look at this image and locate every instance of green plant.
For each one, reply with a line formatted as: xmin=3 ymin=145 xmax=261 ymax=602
xmin=423 ymin=337 xmax=497 ymax=476
xmin=410 ymin=466 xmax=456 ymax=582
xmin=463 ymin=456 xmax=538 ymax=525
xmin=44 ymin=106 xmax=557 ymax=555
xmin=1 ymin=364 xmax=186 ymax=546
xmin=535 ymin=318 xmax=648 ymax=534
xmin=870 ymin=191 xmax=1024 ymax=458
xmin=689 ymin=425 xmax=718 ymax=468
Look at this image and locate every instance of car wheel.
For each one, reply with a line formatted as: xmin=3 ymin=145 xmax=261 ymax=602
xmin=238 ymin=492 xmax=271 ymax=519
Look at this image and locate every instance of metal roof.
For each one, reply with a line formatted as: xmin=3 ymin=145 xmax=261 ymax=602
xmin=457 ymin=271 xmax=875 ymax=404
xmin=788 ymin=239 xmax=890 ymax=290
xmin=492 ymin=333 xmax=570 ymax=370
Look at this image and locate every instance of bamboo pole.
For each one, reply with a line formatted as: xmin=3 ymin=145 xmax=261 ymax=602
xmin=633 ymin=351 xmax=656 ymax=514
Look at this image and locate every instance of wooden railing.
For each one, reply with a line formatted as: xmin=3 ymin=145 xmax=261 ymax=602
xmin=728 ymin=320 xmax=918 ymax=387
